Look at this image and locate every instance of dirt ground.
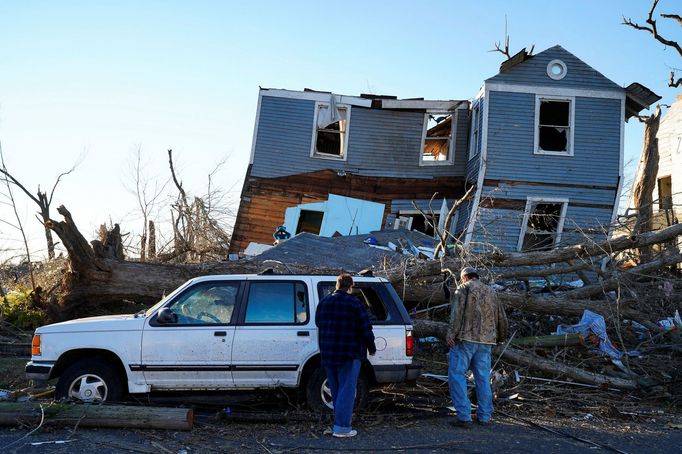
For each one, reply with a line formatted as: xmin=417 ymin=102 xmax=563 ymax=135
xmin=0 ymin=387 xmax=680 ymax=454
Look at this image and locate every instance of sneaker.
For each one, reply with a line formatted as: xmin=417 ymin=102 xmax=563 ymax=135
xmin=476 ymin=419 xmax=490 ymax=426
xmin=450 ymin=419 xmax=473 ymax=429
xmin=323 ymin=428 xmax=333 ymax=435
xmin=333 ymin=430 xmax=357 ymax=438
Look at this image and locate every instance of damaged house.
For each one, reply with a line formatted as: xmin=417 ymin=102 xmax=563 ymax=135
xmin=230 ymin=45 xmax=658 ymax=255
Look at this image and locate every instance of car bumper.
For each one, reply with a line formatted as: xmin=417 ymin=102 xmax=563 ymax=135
xmin=373 ymin=363 xmax=422 ymax=383
xmin=25 ymin=361 xmax=54 ymax=382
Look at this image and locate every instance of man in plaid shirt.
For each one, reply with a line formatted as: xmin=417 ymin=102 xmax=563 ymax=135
xmin=315 ymin=274 xmax=376 ymax=438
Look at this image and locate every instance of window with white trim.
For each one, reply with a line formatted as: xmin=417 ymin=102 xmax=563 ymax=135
xmin=535 ymin=97 xmax=573 ymax=155
xmin=420 ymin=113 xmax=454 ymax=165
xmin=468 ymin=104 xmax=480 ymax=160
xmin=311 ymin=103 xmax=349 ymax=159
xmin=518 ymin=199 xmax=568 ymax=252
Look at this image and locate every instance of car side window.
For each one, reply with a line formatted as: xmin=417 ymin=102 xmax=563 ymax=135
xmin=317 ymin=282 xmax=391 ymax=323
xmin=245 ymin=281 xmax=308 ymax=324
xmin=168 ymin=282 xmax=239 ymax=325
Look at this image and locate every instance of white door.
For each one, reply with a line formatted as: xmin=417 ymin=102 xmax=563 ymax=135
xmin=139 ymin=281 xmax=241 ymax=388
xmin=231 ymin=280 xmax=316 ymax=387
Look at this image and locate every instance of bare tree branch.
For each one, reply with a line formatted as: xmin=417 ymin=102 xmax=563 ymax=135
xmin=624 ymin=0 xmax=682 ymax=87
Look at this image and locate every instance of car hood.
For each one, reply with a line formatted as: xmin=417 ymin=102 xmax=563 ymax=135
xmin=36 ymin=314 xmax=146 ymax=333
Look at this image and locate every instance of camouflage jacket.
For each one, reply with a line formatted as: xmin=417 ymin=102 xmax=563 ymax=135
xmin=447 ymin=279 xmax=508 ymax=345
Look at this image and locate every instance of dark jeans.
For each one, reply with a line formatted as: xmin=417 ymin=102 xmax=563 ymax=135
xmin=324 ymin=359 xmax=361 ymax=434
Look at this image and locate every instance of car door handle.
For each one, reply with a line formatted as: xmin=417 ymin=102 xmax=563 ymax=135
xmin=297 ymin=331 xmax=310 ymax=337
xmin=214 ymin=331 xmax=227 ymax=337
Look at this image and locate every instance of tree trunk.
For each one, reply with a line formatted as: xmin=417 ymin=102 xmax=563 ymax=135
xmin=0 ymin=402 xmax=193 ymax=430
xmin=632 ymin=106 xmax=662 ymax=262
xmin=38 ymin=192 xmax=55 ymax=260
xmin=148 ymin=220 xmax=156 ymax=259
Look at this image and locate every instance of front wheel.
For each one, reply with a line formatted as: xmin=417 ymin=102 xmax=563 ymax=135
xmin=56 ymin=358 xmax=124 ymax=403
xmin=306 ymin=366 xmax=368 ymax=413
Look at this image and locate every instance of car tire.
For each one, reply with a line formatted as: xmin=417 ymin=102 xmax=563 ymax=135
xmin=306 ymin=366 xmax=369 ymax=413
xmin=55 ymin=358 xmax=124 ymax=403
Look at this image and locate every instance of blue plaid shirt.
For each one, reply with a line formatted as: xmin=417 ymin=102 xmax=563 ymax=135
xmin=315 ymin=290 xmax=376 ymax=366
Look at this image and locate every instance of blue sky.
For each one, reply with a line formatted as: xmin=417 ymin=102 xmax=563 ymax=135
xmin=0 ymin=0 xmax=679 ymax=259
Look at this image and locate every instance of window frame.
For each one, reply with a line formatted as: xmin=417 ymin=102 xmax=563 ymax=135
xmin=533 ymin=95 xmax=575 ymax=156
xmin=237 ymin=280 xmax=310 ymax=326
xmin=310 ymin=101 xmax=350 ymax=161
xmin=150 ymin=280 xmax=243 ymax=327
xmin=468 ymin=103 xmax=480 ymax=161
xmin=316 ymin=281 xmax=402 ymax=326
xmin=517 ymin=197 xmax=569 ymax=252
xmin=419 ymin=111 xmax=456 ymax=166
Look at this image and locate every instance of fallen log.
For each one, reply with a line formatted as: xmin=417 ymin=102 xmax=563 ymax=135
xmin=511 ymin=334 xmax=583 ymax=348
xmin=0 ymin=402 xmax=194 ymax=430
xmin=500 ymin=346 xmax=638 ymax=390
xmin=411 ymin=319 xmax=639 ymax=390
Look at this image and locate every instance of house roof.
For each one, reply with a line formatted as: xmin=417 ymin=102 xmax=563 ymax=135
xmin=260 ymin=87 xmax=468 ymax=112
xmin=486 ymin=45 xmax=624 ymax=92
xmin=625 ymin=83 xmax=661 ymax=120
xmin=255 ymin=229 xmax=437 ymax=271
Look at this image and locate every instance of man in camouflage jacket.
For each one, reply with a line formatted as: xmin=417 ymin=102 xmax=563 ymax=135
xmin=447 ymin=267 xmax=508 ymax=427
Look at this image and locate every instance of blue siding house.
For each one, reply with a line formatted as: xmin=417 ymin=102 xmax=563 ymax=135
xmin=230 ymin=45 xmax=656 ymax=255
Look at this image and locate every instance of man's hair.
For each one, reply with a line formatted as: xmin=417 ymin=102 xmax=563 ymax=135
xmin=336 ymin=274 xmax=354 ymax=291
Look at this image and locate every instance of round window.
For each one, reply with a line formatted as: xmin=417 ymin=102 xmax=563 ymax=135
xmin=547 ymin=60 xmax=567 ymax=80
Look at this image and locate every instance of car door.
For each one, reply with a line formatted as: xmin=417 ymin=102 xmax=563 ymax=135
xmin=139 ymin=280 xmax=242 ymax=389
xmin=231 ymin=278 xmax=316 ymax=387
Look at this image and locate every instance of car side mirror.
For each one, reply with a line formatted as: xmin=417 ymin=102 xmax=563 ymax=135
xmin=157 ymin=307 xmax=178 ymax=324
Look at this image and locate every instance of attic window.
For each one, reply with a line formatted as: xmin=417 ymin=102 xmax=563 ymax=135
xmin=311 ymin=102 xmax=349 ymax=160
xmin=420 ymin=113 xmax=454 ymax=165
xmin=518 ymin=199 xmax=567 ymax=252
xmin=547 ymin=59 xmax=567 ymax=80
xmin=535 ymin=96 xmax=574 ymax=156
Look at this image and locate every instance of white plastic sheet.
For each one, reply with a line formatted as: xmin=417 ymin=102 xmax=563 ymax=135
xmin=555 ymin=310 xmax=636 ymax=359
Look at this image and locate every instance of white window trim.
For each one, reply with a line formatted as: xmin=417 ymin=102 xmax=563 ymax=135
xmin=517 ymin=197 xmax=569 ymax=252
xmin=310 ymin=101 xmax=351 ymax=161
xmin=468 ymin=103 xmax=480 ymax=161
xmin=533 ymin=95 xmax=575 ymax=156
xmin=419 ymin=111 xmax=456 ymax=166
xmin=394 ymin=215 xmax=414 ymax=230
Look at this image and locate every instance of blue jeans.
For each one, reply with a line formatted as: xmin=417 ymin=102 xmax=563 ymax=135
xmin=448 ymin=341 xmax=493 ymax=422
xmin=324 ymin=360 xmax=361 ymax=434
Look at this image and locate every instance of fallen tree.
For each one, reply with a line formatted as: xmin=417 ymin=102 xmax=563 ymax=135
xmin=412 ymin=319 xmax=639 ymax=390
xmin=45 ymin=205 xmax=682 ymax=324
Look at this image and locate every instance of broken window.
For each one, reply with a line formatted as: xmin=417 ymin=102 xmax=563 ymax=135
xmin=469 ymin=104 xmax=479 ymax=160
xmin=312 ymin=103 xmax=348 ymax=158
xmin=537 ymin=98 xmax=572 ymax=154
xmin=394 ymin=211 xmax=438 ymax=236
xmin=421 ymin=113 xmax=453 ymax=164
xmin=658 ymin=176 xmax=673 ymax=210
xmin=519 ymin=200 xmax=567 ymax=252
xmin=658 ymin=175 xmax=675 ymax=225
xmin=296 ymin=210 xmax=323 ymax=235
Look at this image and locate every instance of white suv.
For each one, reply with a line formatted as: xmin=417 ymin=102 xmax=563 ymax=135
xmin=26 ymin=273 xmax=420 ymax=410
